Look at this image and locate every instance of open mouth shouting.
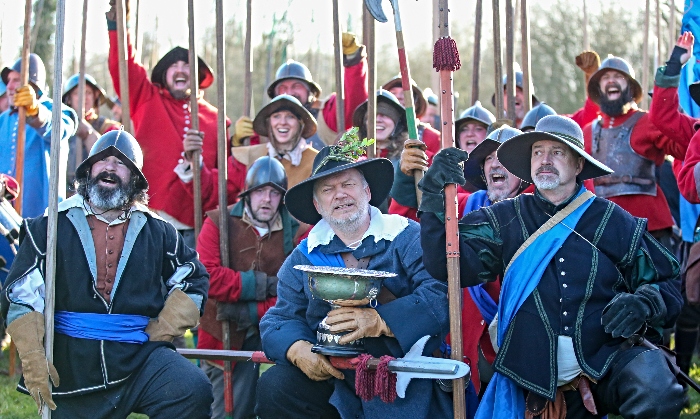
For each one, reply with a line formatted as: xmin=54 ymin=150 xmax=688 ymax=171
xmin=95 ymin=172 xmax=122 ymax=188
xmin=489 ymin=170 xmax=508 ymax=185
xmin=605 ymin=84 xmax=621 ymax=100
xmin=173 ymin=74 xmax=189 ymax=89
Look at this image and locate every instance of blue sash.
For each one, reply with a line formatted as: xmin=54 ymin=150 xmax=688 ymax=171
xmin=463 ymin=190 xmax=491 ymax=216
xmin=298 ymin=238 xmax=344 ymax=268
xmin=476 ymin=187 xmax=595 ymax=419
xmin=55 ymin=310 xmax=150 ymax=344
xmin=468 ymin=286 xmax=498 ymax=325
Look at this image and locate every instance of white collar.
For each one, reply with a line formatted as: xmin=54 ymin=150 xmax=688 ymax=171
xmin=306 ymin=206 xmax=408 ymax=251
xmin=267 ymin=138 xmax=309 ymax=166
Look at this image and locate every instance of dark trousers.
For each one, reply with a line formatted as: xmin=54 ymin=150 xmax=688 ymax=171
xmin=52 ymin=346 xmax=213 ymax=419
xmin=255 ymin=364 xmax=341 ymax=419
xmin=534 ymin=347 xmax=684 ymax=419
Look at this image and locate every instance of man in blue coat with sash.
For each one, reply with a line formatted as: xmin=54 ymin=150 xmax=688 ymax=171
xmin=420 ymin=115 xmax=685 ymax=418
xmin=255 ymin=137 xmax=452 ymax=418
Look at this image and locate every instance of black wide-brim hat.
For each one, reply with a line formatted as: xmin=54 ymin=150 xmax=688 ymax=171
xmin=463 ymin=125 xmax=523 ymax=190
xmin=497 ymin=115 xmax=613 ymax=184
xmin=253 ymin=94 xmax=317 ymax=139
xmin=151 ymin=47 xmax=214 ymax=90
xmin=690 ymin=82 xmax=700 ymax=107
xmin=284 ymin=146 xmax=394 ymax=225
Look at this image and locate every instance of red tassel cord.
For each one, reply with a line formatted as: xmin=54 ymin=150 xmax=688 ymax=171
xmin=375 ymin=355 xmax=398 ymax=403
xmin=355 ymin=354 xmax=376 ymax=402
xmin=433 ymin=37 xmax=461 ymax=72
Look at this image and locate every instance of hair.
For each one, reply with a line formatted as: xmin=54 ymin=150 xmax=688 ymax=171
xmin=75 ymin=169 xmax=149 ymax=208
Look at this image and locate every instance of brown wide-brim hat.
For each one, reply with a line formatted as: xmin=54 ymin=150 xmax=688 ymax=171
xmin=497 ymin=115 xmax=613 ymax=184
xmin=382 ymin=76 xmax=427 ymax=118
xmin=284 ymin=146 xmax=394 ymax=225
xmin=253 ymin=94 xmax=317 ymax=139
xmin=151 ymin=46 xmax=214 ymax=90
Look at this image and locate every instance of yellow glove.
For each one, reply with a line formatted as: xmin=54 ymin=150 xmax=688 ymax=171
xmin=286 ymin=340 xmax=345 ymax=381
xmin=14 ymin=85 xmax=40 ymax=116
xmin=145 ymin=289 xmax=200 ymax=342
xmin=400 ymin=139 xmax=429 ymax=176
xmin=6 ymin=312 xmax=60 ymax=413
xmin=325 ymin=307 xmax=394 ymax=345
xmin=342 ymin=32 xmax=361 ymax=56
xmin=231 ymin=116 xmax=254 ymax=147
xmin=575 ymin=50 xmax=601 ymax=76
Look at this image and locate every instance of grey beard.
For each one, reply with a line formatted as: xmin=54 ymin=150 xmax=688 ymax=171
xmin=487 ymin=188 xmax=512 ymax=204
xmin=324 ymin=199 xmax=370 ymax=236
xmin=88 ymin=182 xmax=130 ymax=211
xmin=533 ymin=175 xmax=560 ymax=190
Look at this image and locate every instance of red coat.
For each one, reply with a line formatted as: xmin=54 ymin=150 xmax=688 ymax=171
xmin=649 ymin=82 xmax=700 ymax=203
xmin=108 ymin=30 xmax=232 ymax=226
xmin=582 ymin=110 xmax=687 ymax=232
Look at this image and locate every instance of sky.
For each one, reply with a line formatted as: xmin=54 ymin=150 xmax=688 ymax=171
xmin=0 ymin=0 xmax=667 ymax=75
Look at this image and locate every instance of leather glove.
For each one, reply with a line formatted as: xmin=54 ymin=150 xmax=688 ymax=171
xmin=601 ymin=284 xmax=667 ymax=339
xmin=400 ymin=139 xmax=429 ymax=176
xmin=183 ymin=129 xmax=204 ymax=162
xmin=6 ymin=311 xmax=60 ymax=413
xmin=145 ymin=288 xmax=201 ymax=342
xmin=14 ymin=85 xmax=40 ymax=116
xmin=342 ymin=32 xmax=361 ymax=56
xmin=325 ymin=307 xmax=394 ymax=345
xmin=253 ymin=270 xmax=278 ymax=300
xmin=216 ymin=301 xmax=255 ymax=331
xmin=575 ymin=50 xmax=601 ymax=76
xmin=231 ymin=116 xmax=254 ymax=147
xmin=418 ymin=147 xmax=468 ymax=213
xmin=287 ymin=340 xmax=344 ymax=381
xmin=106 ymin=0 xmax=130 ymax=22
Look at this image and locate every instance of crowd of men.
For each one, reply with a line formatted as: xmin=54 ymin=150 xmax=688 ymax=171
xmin=1 ymin=2 xmax=700 ymax=418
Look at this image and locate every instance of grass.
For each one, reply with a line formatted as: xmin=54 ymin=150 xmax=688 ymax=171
xmin=2 ymin=333 xmax=700 ymax=418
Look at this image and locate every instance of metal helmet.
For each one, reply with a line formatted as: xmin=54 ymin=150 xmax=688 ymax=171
xmin=455 ymin=100 xmax=496 ymax=133
xmin=75 ymin=129 xmax=148 ymax=190
xmin=382 ymin=74 xmax=427 ymax=118
xmin=490 ymin=66 xmax=539 ymax=106
xmin=62 ymin=73 xmax=114 ymax=108
xmin=1 ymin=53 xmax=47 ymax=94
xmin=266 ymin=60 xmax=322 ymax=100
xmin=587 ymin=55 xmax=643 ymax=105
xmin=239 ymin=156 xmax=288 ymax=198
xmin=352 ymin=89 xmax=406 ymax=136
xmin=463 ymin=124 xmax=524 ymax=191
xmin=520 ymin=102 xmax=557 ymax=132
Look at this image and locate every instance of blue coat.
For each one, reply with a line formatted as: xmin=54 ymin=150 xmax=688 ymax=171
xmin=260 ymin=218 xmax=453 ymax=419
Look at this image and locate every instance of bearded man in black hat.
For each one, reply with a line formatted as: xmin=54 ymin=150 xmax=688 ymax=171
xmin=255 ymin=138 xmax=451 ymax=419
xmin=106 ymin=0 xmax=232 ymax=249
xmin=420 ymin=115 xmax=684 ymax=418
xmin=1 ymin=130 xmax=212 ymax=418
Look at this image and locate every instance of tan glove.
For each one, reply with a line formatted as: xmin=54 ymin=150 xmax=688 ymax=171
xmin=231 ymin=116 xmax=254 ymax=147
xmin=400 ymin=139 xmax=429 ymax=176
xmin=575 ymin=50 xmax=601 ymax=75
xmin=286 ymin=340 xmax=345 ymax=381
xmin=106 ymin=0 xmax=130 ymax=22
xmin=6 ymin=311 xmax=60 ymax=413
xmin=145 ymin=288 xmax=200 ymax=342
xmin=342 ymin=32 xmax=361 ymax=56
xmin=14 ymin=85 xmax=39 ymax=116
xmin=325 ymin=307 xmax=394 ymax=345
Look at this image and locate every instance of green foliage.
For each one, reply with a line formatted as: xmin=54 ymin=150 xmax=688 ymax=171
xmin=331 ymin=127 xmax=375 ymax=162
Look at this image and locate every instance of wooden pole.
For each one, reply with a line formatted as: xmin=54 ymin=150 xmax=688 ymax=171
xmin=363 ymin=4 xmax=377 ymax=158
xmin=432 ymin=0 xmax=441 ymax=102
xmin=42 ymin=1 xmax=67 ymax=417
xmin=505 ymin=0 xmax=515 ymax=122
xmin=76 ymin=0 xmax=88 ymax=167
xmin=332 ymin=0 xmax=346 ymax=133
xmin=243 ymin=0 xmax=253 ymax=118
xmin=187 ymin=0 xmax=203 ymax=240
xmin=642 ymin=0 xmax=651 ymax=110
xmin=471 ymin=0 xmax=483 ymax=106
xmin=582 ymin=0 xmax=590 ymax=50
xmin=115 ymin=0 xmax=131 ymax=133
xmin=656 ymin=0 xmax=662 ymax=67
xmin=669 ymin=0 xmax=676 ymax=55
xmin=520 ymin=0 xmax=532 ymax=114
xmin=492 ymin=0 xmax=504 ymax=119
xmin=434 ymin=1 xmax=466 ymax=415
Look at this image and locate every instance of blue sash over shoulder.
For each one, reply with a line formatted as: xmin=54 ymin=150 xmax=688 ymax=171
xmin=298 ymin=238 xmax=344 ymax=268
xmin=55 ymin=311 xmax=150 ymax=344
xmin=476 ymin=186 xmax=595 ymax=419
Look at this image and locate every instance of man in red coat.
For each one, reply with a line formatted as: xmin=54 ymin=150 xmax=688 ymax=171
xmin=196 ymin=156 xmax=303 ymax=419
xmin=106 ymin=2 xmax=231 ymax=248
xmin=582 ymin=55 xmax=689 ymax=245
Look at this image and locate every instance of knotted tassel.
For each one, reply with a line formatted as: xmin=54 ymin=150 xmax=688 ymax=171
xmin=355 ymin=354 xmax=376 ymax=402
xmin=433 ymin=36 xmax=461 ymax=72
xmin=375 ymin=355 xmax=398 ymax=403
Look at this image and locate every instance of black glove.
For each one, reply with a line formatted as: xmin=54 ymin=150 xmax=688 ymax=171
xmin=216 ymin=301 xmax=254 ymax=331
xmin=254 ymin=271 xmax=278 ymax=300
xmin=601 ymin=284 xmax=667 ymax=338
xmin=418 ymin=147 xmax=469 ymax=213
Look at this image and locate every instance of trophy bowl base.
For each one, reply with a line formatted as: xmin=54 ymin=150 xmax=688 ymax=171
xmin=311 ymin=344 xmax=363 ymax=357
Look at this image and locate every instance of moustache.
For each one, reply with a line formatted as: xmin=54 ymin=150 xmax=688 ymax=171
xmin=536 ymin=165 xmax=559 ymax=176
xmin=93 ymin=171 xmax=124 ymax=186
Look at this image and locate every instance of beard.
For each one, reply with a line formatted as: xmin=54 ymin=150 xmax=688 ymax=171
xmin=532 ymin=165 xmax=561 ymax=190
xmin=486 ymin=169 xmax=517 ymax=203
xmin=598 ymin=85 xmax=634 ymax=116
xmin=169 ymin=87 xmax=191 ymax=100
xmin=318 ymin=195 xmax=370 ymax=236
xmin=86 ymin=172 xmax=133 ymax=211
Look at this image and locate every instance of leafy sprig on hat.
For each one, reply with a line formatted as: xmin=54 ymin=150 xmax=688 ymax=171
xmin=329 ymin=127 xmax=376 ymax=162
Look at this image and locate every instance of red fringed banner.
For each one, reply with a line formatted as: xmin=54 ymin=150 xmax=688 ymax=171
xmin=354 ymin=354 xmax=398 ymax=403
xmin=433 ymin=36 xmax=461 ymax=72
